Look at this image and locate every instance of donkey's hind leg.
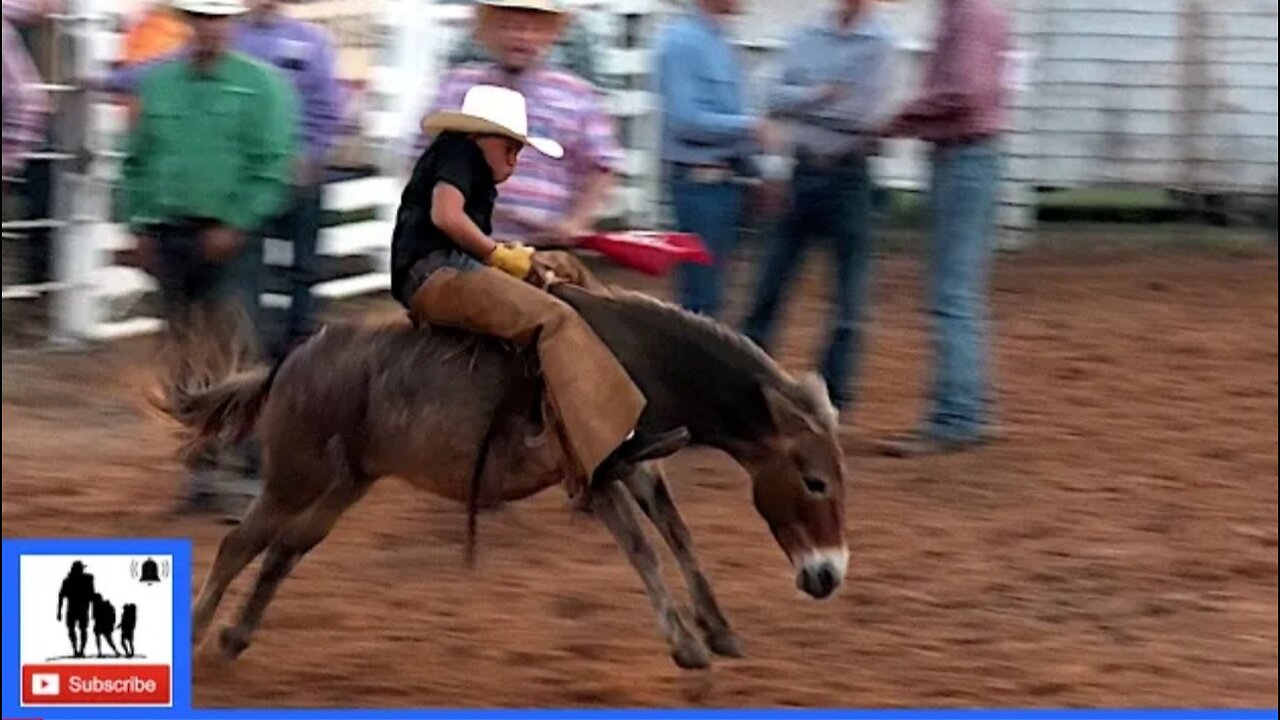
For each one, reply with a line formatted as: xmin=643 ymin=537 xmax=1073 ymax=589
xmin=217 ymin=437 xmax=368 ymax=660
xmin=192 ymin=496 xmax=282 ymax=645
xmin=592 ymin=479 xmax=710 ymax=670
xmin=622 ymin=462 xmax=745 ymax=658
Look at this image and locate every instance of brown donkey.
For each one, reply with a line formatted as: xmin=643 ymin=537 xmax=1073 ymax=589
xmin=161 ymin=279 xmax=849 ymax=670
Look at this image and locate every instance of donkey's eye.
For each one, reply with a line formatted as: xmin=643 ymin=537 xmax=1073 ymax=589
xmin=803 ymin=475 xmax=828 ymax=497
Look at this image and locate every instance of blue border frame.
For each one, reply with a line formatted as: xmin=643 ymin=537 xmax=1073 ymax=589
xmin=4 ymin=538 xmax=1278 ymax=720
xmin=3 ymin=709 xmax=1274 ymax=719
xmin=3 ymin=537 xmax=193 ymax=719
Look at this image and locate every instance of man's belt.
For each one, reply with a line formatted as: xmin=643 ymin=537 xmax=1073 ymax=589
xmin=673 ymin=162 xmax=735 ymax=184
xmin=795 ymin=146 xmax=868 ymax=170
xmin=147 ymin=216 xmax=220 ymax=235
xmin=931 ymin=133 xmax=997 ymax=149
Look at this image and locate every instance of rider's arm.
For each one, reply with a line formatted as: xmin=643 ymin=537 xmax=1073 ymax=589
xmin=431 ymin=182 xmax=498 ymax=261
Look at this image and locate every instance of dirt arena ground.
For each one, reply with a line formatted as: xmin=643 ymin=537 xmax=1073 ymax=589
xmin=4 ymin=234 xmax=1277 ymax=707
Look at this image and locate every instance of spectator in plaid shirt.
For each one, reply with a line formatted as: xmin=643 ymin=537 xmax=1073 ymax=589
xmin=412 ymin=0 xmax=621 ymax=248
xmin=1 ymin=9 xmax=47 ymax=185
xmin=3 ymin=0 xmax=53 ymax=300
xmin=447 ymin=5 xmax=614 ymax=91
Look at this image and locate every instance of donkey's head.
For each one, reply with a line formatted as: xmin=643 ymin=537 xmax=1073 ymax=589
xmin=744 ymin=372 xmax=848 ymax=599
xmin=550 ymin=284 xmax=850 ymax=599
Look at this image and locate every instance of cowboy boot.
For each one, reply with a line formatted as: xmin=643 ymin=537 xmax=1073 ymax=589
xmin=591 ymin=426 xmax=692 ymax=488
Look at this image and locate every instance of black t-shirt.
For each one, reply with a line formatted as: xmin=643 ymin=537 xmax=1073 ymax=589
xmin=390 ymin=132 xmax=497 ymax=304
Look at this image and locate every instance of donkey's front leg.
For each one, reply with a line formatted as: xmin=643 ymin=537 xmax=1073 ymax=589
xmin=591 ymin=479 xmax=711 ymax=670
xmin=623 ymin=463 xmax=745 ymax=658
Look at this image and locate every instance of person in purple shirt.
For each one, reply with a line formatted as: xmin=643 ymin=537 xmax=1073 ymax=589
xmin=104 ymin=0 xmax=342 ymax=360
xmin=2 ymin=0 xmax=51 ymax=183
xmin=3 ymin=0 xmax=55 ymax=297
xmin=235 ymin=0 xmax=341 ymax=359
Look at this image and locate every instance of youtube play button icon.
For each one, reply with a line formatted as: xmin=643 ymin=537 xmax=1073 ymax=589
xmin=31 ymin=672 xmax=59 ymax=696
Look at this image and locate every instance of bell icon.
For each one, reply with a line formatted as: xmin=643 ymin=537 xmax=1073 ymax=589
xmin=139 ymin=557 xmax=161 ymax=584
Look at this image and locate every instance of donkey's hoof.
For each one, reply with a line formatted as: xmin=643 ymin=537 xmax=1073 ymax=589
xmin=217 ymin=626 xmax=250 ymax=660
xmin=671 ymin=639 xmax=712 ymax=670
xmin=704 ymin=628 xmax=746 ymax=659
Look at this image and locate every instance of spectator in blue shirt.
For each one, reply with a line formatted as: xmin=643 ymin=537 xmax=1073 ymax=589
xmin=654 ymin=0 xmax=780 ymax=319
xmin=742 ymin=0 xmax=895 ymax=415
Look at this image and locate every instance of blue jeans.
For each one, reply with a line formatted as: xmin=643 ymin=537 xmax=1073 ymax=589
xmin=20 ymin=147 xmax=53 ymax=284
xmin=742 ymin=157 xmax=875 ymax=411
xmin=925 ymin=140 xmax=1001 ymax=440
xmin=264 ymin=182 xmax=323 ymax=359
xmin=669 ymin=165 xmax=744 ymax=318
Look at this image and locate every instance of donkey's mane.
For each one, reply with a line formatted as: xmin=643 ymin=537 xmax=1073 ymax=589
xmin=560 ymin=284 xmax=838 ymax=430
xmin=316 ymin=281 xmax=838 ymax=432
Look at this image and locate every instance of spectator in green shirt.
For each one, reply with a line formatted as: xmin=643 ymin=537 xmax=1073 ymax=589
xmin=120 ymin=0 xmax=296 ymax=517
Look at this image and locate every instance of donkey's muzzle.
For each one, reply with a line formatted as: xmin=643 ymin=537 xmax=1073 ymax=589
xmin=797 ymin=565 xmax=838 ymax=599
xmin=796 ymin=549 xmax=847 ymax=599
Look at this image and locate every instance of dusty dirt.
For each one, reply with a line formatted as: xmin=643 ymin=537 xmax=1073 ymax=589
xmin=4 ymin=241 xmax=1277 ymax=707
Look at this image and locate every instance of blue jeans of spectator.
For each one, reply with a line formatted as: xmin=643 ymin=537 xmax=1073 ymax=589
xmin=265 ymin=182 xmax=323 ymax=360
xmin=669 ymin=165 xmax=743 ymax=318
xmin=924 ymin=139 xmax=1001 ymax=440
xmin=21 ymin=149 xmax=53 ymax=284
xmin=742 ymin=156 xmax=874 ymax=411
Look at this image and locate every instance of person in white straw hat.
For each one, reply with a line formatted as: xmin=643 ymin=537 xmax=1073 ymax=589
xmin=175 ymin=0 xmax=245 ymax=13
xmin=391 ymin=83 xmax=689 ymax=508
xmin=410 ymin=0 xmax=623 ymax=248
xmin=447 ymin=0 xmax=608 ymax=89
xmin=118 ymin=0 xmax=296 ymax=518
xmin=171 ymin=0 xmax=246 ymax=67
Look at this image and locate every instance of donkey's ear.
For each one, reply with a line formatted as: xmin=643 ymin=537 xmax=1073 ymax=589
xmin=762 ymin=384 xmax=823 ymax=437
xmin=797 ymin=371 xmax=839 ymax=428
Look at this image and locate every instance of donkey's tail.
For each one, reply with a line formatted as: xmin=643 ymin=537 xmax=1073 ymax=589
xmin=148 ymin=356 xmax=285 ymax=461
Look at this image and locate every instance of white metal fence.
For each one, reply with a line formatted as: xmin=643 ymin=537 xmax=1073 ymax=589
xmin=4 ymin=0 xmax=403 ymax=342
xmin=3 ymin=0 xmax=1276 ymax=346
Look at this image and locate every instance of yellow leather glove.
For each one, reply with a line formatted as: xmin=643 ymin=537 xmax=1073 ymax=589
xmin=486 ymin=242 xmax=535 ymax=280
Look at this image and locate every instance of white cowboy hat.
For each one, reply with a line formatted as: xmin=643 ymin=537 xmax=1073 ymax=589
xmin=475 ymin=0 xmax=567 ymax=14
xmin=422 ymin=85 xmax=564 ymax=159
xmin=474 ymin=0 xmax=571 ymax=38
xmin=174 ymin=0 xmax=246 ymax=15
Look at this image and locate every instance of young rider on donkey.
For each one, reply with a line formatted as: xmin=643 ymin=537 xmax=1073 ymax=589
xmin=391 ymin=84 xmax=688 ymax=503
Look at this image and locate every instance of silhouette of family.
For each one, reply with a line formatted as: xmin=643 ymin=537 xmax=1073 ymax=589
xmin=56 ymin=561 xmax=139 ymax=659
